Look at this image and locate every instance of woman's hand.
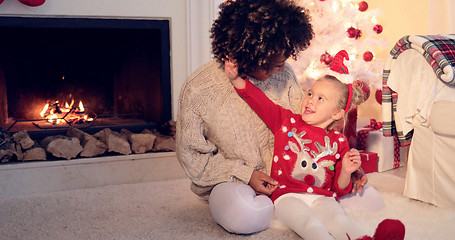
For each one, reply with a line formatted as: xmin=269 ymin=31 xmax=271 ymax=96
xmin=248 ymin=170 xmax=279 ymax=196
xmin=351 ymin=167 xmax=368 ymax=194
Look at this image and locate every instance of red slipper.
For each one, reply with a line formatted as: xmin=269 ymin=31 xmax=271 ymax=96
xmin=372 ymin=219 xmax=405 ymax=240
xmin=18 ymin=0 xmax=46 ymax=7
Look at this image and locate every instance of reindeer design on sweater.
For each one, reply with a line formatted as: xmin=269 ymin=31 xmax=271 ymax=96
xmin=288 ymin=130 xmax=338 ymax=188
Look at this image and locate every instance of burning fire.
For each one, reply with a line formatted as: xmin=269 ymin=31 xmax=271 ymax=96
xmin=40 ymin=99 xmax=94 ymax=125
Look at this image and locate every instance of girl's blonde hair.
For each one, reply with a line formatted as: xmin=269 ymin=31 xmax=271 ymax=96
xmin=321 ymin=75 xmax=366 ymax=131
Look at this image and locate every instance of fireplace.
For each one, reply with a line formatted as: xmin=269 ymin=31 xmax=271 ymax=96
xmin=0 ymin=16 xmax=171 ymax=138
xmin=0 ymin=0 xmax=207 ymax=196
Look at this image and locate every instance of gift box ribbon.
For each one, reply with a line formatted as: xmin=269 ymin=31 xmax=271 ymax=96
xmin=356 ymin=118 xmax=401 ymax=169
xmin=357 ymin=119 xmax=382 ymax=150
xmin=364 ymin=119 xmax=383 ymax=130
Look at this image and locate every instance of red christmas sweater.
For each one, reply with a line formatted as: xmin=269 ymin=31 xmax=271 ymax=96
xmin=236 ymin=79 xmax=352 ymax=202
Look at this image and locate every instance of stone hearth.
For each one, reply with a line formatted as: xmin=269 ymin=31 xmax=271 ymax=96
xmin=0 ymin=152 xmax=186 ymax=196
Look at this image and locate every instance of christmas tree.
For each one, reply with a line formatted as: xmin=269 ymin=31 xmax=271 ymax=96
xmin=290 ymin=0 xmax=388 ymax=147
xmin=291 ymin=0 xmax=387 ymax=93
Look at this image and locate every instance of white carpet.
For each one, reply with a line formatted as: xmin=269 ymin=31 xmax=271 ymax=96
xmin=0 ymin=171 xmax=454 ymax=240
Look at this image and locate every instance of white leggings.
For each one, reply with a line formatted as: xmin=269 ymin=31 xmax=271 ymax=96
xmin=209 ymin=182 xmax=383 ymax=235
xmin=275 ymin=194 xmax=365 ymax=240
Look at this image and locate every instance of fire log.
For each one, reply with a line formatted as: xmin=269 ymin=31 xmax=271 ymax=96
xmin=0 ymin=129 xmax=17 ymax=162
xmin=143 ymin=129 xmax=175 ymax=152
xmin=11 ymin=130 xmax=47 ymax=161
xmin=67 ymin=127 xmax=107 ymax=157
xmin=41 ymin=135 xmax=83 ymax=160
xmin=94 ymin=128 xmax=131 ymax=155
xmin=157 ymin=120 xmax=176 ymax=137
xmin=12 ymin=130 xmax=35 ymax=150
xmin=15 ymin=143 xmax=23 ymax=161
xmin=120 ymin=129 xmax=156 ymax=154
xmin=0 ymin=149 xmax=15 ymax=163
xmin=23 ymin=147 xmax=47 ymax=161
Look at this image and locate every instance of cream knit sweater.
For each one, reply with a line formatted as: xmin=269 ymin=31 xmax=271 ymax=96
xmin=176 ymin=60 xmax=303 ymax=197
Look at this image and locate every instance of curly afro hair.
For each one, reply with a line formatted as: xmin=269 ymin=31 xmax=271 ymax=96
xmin=210 ymin=0 xmax=314 ymax=76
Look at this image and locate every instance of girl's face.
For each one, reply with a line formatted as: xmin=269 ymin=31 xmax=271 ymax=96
xmin=249 ymin=55 xmax=287 ymax=81
xmin=300 ymin=78 xmax=344 ymax=130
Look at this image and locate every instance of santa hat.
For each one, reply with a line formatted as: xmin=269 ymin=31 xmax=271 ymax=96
xmin=328 ymin=50 xmax=354 ymax=84
xmin=330 ymin=50 xmax=350 ymax=74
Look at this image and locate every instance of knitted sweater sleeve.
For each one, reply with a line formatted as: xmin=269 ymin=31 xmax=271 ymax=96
xmin=176 ymin=81 xmax=254 ymax=193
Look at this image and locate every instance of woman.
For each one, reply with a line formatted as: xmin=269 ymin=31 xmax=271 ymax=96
xmin=176 ymin=0 xmax=380 ymax=235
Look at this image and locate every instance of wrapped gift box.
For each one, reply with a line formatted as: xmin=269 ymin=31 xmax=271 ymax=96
xmin=359 ymin=151 xmax=378 ymax=174
xmin=357 ymin=118 xmax=406 ymax=172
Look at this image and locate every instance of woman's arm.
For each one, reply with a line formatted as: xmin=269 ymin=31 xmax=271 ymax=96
xmin=175 ymin=84 xmax=255 ymax=192
xmin=176 ymin=81 xmax=278 ymax=196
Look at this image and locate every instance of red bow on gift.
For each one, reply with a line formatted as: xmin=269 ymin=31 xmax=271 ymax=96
xmin=364 ymin=119 xmax=382 ymax=130
xmin=357 ymin=119 xmax=383 ymax=150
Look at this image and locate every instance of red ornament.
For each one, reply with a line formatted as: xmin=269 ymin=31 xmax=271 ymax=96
xmin=347 ymin=27 xmax=356 ymax=38
xmin=358 ymin=1 xmax=369 ymax=12
xmin=320 ymin=52 xmax=333 ymax=66
xmin=347 ymin=27 xmax=362 ymax=39
xmin=0 ymin=0 xmax=4 ymax=5
xmin=363 ymin=51 xmax=374 ymax=62
xmin=354 ymin=80 xmax=371 ymax=101
xmin=375 ymin=89 xmax=382 ymax=104
xmin=373 ymin=24 xmax=383 ymax=34
xmin=18 ymin=0 xmax=46 ymax=6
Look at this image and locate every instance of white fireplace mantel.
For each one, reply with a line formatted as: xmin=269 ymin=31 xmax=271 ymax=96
xmin=0 ymin=0 xmax=221 ymax=120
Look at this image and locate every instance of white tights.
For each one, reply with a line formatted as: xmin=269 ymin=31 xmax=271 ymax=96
xmin=275 ymin=195 xmax=366 ymax=240
xmin=209 ymin=182 xmax=384 ymax=235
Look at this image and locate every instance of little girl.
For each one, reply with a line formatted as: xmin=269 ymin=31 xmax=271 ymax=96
xmin=230 ymin=73 xmax=405 ymax=240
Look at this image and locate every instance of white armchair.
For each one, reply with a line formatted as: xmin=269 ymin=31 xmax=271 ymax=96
xmin=382 ymin=35 xmax=455 ymax=209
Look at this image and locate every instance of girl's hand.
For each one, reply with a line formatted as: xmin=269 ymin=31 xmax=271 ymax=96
xmin=342 ymin=148 xmax=362 ymax=175
xmin=224 ymin=57 xmax=246 ymax=89
xmin=224 ymin=57 xmax=239 ymax=80
xmin=337 ymin=149 xmax=362 ymax=190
